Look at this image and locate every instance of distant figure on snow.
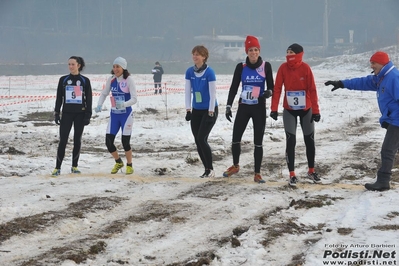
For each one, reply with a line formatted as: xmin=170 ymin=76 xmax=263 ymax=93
xmin=152 ymin=61 xmax=164 ymax=94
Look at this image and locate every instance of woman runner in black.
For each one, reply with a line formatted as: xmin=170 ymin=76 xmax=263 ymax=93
xmin=223 ymin=36 xmax=274 ymax=183
xmin=52 ymin=56 xmax=92 ymax=176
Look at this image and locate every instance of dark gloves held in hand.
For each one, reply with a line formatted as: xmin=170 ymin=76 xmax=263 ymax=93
xmin=324 ymin=80 xmax=344 ymax=91
xmin=262 ymin=90 xmax=273 ymax=99
xmin=269 ymin=111 xmax=278 ymax=121
xmin=225 ymin=106 xmax=232 ymax=122
xmin=206 ymin=114 xmax=214 ymax=124
xmin=381 ymin=121 xmax=390 ymax=129
xmin=185 ymin=111 xmax=191 ymax=121
xmin=83 ymin=119 xmax=90 ymax=126
xmin=312 ymin=114 xmax=321 ymax=123
xmin=54 ymin=112 xmax=61 ymax=125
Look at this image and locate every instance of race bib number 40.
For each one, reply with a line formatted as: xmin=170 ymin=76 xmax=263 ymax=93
xmin=286 ymin=90 xmax=306 ymax=110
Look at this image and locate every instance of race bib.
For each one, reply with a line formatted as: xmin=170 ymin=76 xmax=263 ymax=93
xmin=240 ymin=85 xmax=259 ymax=105
xmin=111 ymin=95 xmax=126 ymax=114
xmin=195 ymin=91 xmax=202 ymax=103
xmin=286 ymin=90 xmax=306 ymax=110
xmin=65 ymin=85 xmax=83 ymax=104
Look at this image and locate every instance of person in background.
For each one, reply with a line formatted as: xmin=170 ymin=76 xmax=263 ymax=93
xmin=52 ymin=56 xmax=92 ymax=176
xmin=94 ymin=57 xmax=137 ymax=175
xmin=223 ymin=35 xmax=274 ymax=184
xmin=270 ymin=43 xmax=321 ymax=187
xmin=185 ymin=45 xmax=218 ymax=178
xmin=325 ymin=51 xmax=399 ymax=192
xmin=152 ymin=61 xmax=164 ymax=94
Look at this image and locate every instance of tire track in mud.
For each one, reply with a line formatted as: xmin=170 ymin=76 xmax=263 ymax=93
xmin=1 ymin=179 xmax=293 ymax=265
xmin=0 ymin=157 xmax=387 ymax=266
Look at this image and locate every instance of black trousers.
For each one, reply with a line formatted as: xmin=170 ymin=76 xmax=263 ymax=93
xmin=56 ymin=112 xmax=85 ymax=169
xmin=190 ymin=106 xmax=218 ymax=170
xmin=231 ymin=102 xmax=266 ymax=173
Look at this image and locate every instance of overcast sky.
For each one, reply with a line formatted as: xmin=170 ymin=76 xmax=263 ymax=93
xmin=0 ymin=0 xmax=397 ymax=72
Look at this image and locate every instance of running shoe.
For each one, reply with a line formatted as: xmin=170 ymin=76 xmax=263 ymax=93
xmin=111 ymin=162 xmax=124 ymax=174
xmin=307 ymin=172 xmax=321 ymax=184
xmin=203 ymin=169 xmax=215 ymax=178
xmin=71 ymin=167 xmax=81 ymax=174
xmin=289 ymin=176 xmax=298 ymax=187
xmin=126 ymin=165 xmax=134 ymax=175
xmin=254 ymin=173 xmax=265 ymax=184
xmin=223 ymin=165 xmax=240 ymax=177
xmin=51 ymin=168 xmax=60 ymax=177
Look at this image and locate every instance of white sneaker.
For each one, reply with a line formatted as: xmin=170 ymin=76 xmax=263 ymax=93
xmin=201 ymin=169 xmax=215 ymax=178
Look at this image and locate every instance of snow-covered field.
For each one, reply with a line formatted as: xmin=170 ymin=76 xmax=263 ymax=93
xmin=0 ymin=49 xmax=398 ymax=266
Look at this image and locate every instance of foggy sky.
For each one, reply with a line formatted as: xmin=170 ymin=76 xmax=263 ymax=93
xmin=0 ymin=0 xmax=398 ymax=74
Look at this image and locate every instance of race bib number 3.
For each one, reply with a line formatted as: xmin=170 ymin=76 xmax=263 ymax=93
xmin=286 ymin=90 xmax=306 ymax=110
xmin=65 ymin=85 xmax=83 ymax=104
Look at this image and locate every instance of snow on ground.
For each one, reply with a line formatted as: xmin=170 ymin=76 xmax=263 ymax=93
xmin=0 ymin=49 xmax=398 ymax=266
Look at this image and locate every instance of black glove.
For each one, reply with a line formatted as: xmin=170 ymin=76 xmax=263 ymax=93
xmin=262 ymin=89 xmax=273 ymax=99
xmin=206 ymin=114 xmax=214 ymax=124
xmin=185 ymin=111 xmax=191 ymax=121
xmin=270 ymin=111 xmax=278 ymax=121
xmin=54 ymin=112 xmax=61 ymax=125
xmin=381 ymin=121 xmax=389 ymax=129
xmin=312 ymin=114 xmax=321 ymax=123
xmin=225 ymin=106 xmax=232 ymax=122
xmin=324 ymin=80 xmax=344 ymax=91
xmin=83 ymin=113 xmax=91 ymax=126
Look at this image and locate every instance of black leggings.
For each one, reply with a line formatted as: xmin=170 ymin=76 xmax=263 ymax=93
xmin=283 ymin=108 xmax=315 ymax=171
xmin=231 ymin=103 xmax=266 ymax=173
xmin=106 ymin=134 xmax=131 ymax=153
xmin=190 ymin=107 xmax=218 ymax=170
xmin=56 ymin=112 xmax=85 ymax=169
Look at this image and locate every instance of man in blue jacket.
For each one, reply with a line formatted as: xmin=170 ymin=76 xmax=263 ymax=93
xmin=325 ymin=51 xmax=399 ymax=191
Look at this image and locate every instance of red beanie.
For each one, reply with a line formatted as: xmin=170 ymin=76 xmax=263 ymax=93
xmin=245 ymin=35 xmax=260 ymax=53
xmin=370 ymin=51 xmax=389 ymax=65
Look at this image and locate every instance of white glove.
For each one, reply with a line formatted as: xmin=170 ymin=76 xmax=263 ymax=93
xmin=94 ymin=105 xmax=102 ymax=113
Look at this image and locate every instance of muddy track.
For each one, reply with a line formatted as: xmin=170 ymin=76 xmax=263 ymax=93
xmin=1 ymin=99 xmax=397 ymax=265
xmin=1 ymin=178 xmax=350 ymax=265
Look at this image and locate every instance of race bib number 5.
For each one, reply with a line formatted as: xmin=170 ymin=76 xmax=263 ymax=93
xmin=286 ymin=90 xmax=306 ymax=110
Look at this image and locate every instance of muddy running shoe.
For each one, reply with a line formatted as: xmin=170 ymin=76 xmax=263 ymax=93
xmin=199 ymin=171 xmax=207 ymax=178
xmin=126 ymin=165 xmax=134 ymax=175
xmin=289 ymin=176 xmax=298 ymax=187
xmin=307 ymin=172 xmax=321 ymax=184
xmin=223 ymin=165 xmax=240 ymax=177
xmin=202 ymin=169 xmax=215 ymax=178
xmin=254 ymin=173 xmax=265 ymax=184
xmin=111 ymin=162 xmax=124 ymax=174
xmin=51 ymin=168 xmax=60 ymax=177
xmin=70 ymin=167 xmax=81 ymax=174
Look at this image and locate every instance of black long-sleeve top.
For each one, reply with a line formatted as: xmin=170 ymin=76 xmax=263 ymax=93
xmin=226 ymin=56 xmax=274 ymax=107
xmin=54 ymin=73 xmax=92 ymax=120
